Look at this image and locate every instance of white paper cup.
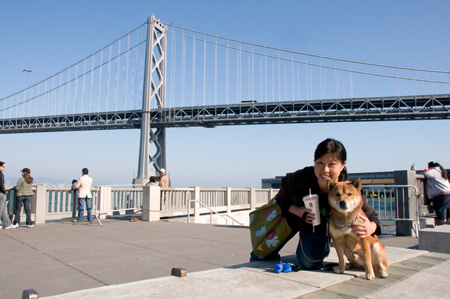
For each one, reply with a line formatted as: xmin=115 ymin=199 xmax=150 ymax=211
xmin=303 ymin=194 xmax=320 ymax=226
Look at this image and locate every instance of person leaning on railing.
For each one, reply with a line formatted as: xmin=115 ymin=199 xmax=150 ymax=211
xmin=13 ymin=168 xmax=35 ymax=228
xmin=422 ymin=161 xmax=450 ymax=225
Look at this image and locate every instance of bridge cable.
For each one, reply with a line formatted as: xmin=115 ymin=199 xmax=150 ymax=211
xmin=0 ymin=23 xmax=147 ymax=102
xmin=166 ymin=23 xmax=450 ymax=74
xmin=167 ymin=29 xmax=450 ymax=85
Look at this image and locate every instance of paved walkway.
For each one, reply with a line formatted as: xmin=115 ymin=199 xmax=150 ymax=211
xmin=1 ymin=219 xmax=449 ymax=299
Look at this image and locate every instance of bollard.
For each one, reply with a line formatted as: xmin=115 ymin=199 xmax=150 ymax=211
xmin=171 ymin=267 xmax=187 ymax=277
xmin=22 ymin=289 xmax=39 ymax=299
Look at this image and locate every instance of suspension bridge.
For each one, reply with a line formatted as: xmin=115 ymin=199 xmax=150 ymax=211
xmin=1 ymin=15 xmax=449 ymax=183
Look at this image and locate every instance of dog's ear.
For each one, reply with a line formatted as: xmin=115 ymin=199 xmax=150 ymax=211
xmin=352 ymin=177 xmax=361 ymax=190
xmin=327 ymin=180 xmax=336 ymax=191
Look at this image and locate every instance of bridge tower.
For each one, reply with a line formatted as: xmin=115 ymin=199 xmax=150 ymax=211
xmin=134 ymin=15 xmax=167 ymax=185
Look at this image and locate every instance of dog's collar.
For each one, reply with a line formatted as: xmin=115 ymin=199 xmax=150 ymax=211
xmin=330 ymin=214 xmax=360 ymax=228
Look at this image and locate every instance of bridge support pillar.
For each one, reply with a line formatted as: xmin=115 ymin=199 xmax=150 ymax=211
xmin=135 ymin=15 xmax=168 ymax=184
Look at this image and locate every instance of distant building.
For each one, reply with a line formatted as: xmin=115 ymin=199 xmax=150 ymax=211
xmin=262 ymin=171 xmax=396 ymax=189
xmin=261 ymin=176 xmax=284 ymax=189
xmin=348 ymin=171 xmax=394 ymax=185
xmin=262 ymin=169 xmax=450 ymax=189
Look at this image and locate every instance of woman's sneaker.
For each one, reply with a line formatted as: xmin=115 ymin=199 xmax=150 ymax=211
xmin=26 ymin=224 xmax=34 ymax=228
xmin=13 ymin=223 xmax=19 ymax=228
xmin=4 ymin=225 xmax=16 ymax=229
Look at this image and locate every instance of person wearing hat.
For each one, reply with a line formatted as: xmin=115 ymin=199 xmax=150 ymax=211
xmin=14 ymin=167 xmax=34 ymax=228
xmin=159 ymin=168 xmax=169 ymax=188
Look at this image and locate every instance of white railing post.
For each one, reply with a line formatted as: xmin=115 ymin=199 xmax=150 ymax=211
xmin=270 ymin=188 xmax=277 ymax=201
xmin=98 ymin=186 xmax=112 ymax=219
xmin=226 ymin=187 xmax=232 ymax=214
xmin=142 ymin=185 xmax=161 ymax=221
xmin=250 ymin=187 xmax=257 ymax=210
xmin=194 ymin=187 xmax=200 ymax=223
xmin=34 ymin=185 xmax=47 ymax=224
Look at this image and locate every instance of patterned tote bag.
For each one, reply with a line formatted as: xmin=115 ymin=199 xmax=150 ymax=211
xmin=249 ymin=198 xmax=292 ymax=259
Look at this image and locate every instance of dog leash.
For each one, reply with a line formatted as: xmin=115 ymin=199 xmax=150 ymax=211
xmin=330 ymin=213 xmax=360 ymax=228
xmin=299 ymin=221 xmax=330 ymax=263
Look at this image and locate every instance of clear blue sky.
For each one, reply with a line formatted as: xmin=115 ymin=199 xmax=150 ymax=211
xmin=1 ymin=0 xmax=449 ymax=187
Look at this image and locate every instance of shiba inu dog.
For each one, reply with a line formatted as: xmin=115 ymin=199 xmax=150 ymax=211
xmin=328 ymin=178 xmax=388 ymax=280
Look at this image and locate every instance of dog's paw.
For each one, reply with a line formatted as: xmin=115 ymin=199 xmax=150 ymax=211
xmin=380 ymin=271 xmax=389 ymax=278
xmin=365 ymin=272 xmax=375 ymax=280
xmin=333 ymin=265 xmax=345 ymax=274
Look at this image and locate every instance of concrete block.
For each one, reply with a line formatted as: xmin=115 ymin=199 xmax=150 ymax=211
xmin=171 ymin=267 xmax=187 ymax=277
xmin=34 ymin=186 xmax=47 ymax=224
xmin=98 ymin=186 xmax=112 ymax=219
xmin=396 ymin=220 xmax=415 ymax=236
xmin=419 ymin=217 xmax=435 ymax=228
xmin=419 ymin=225 xmax=450 ymax=254
xmin=419 ymin=218 xmax=427 ymax=229
xmin=22 ymin=289 xmax=39 ymax=299
xmin=142 ymin=186 xmax=161 ymax=221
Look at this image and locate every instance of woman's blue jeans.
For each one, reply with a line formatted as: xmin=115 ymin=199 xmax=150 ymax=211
xmin=250 ymin=226 xmax=330 ymax=270
xmin=14 ymin=196 xmax=32 ymax=225
xmin=77 ymin=197 xmax=92 ymax=222
xmin=296 ymin=228 xmax=330 ymax=269
xmin=432 ymin=194 xmax=450 ymax=221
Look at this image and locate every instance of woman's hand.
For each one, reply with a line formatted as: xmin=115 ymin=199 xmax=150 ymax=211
xmin=351 ymin=214 xmax=377 ymax=238
xmin=288 ymin=205 xmax=315 ymax=224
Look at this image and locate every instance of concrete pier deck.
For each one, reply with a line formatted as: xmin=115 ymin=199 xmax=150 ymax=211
xmin=1 ymin=219 xmax=449 ymax=299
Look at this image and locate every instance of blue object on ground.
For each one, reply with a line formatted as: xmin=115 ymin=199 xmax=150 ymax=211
xmin=283 ymin=262 xmax=292 ymax=273
xmin=274 ymin=262 xmax=284 ymax=273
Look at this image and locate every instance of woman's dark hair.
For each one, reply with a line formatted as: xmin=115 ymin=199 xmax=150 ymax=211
xmin=0 ymin=161 xmax=4 ymax=167
xmin=82 ymin=168 xmax=89 ymax=175
xmin=314 ymin=138 xmax=348 ymax=181
xmin=428 ymin=161 xmax=449 ymax=181
xmin=24 ymin=172 xmax=34 ymax=184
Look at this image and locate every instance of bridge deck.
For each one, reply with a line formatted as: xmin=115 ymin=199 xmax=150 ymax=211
xmin=1 ymin=94 xmax=449 ymax=133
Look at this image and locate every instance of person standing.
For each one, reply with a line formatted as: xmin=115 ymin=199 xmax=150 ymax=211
xmin=14 ymin=168 xmax=34 ymax=228
xmin=71 ymin=179 xmax=78 ymax=190
xmin=159 ymin=168 xmax=169 ymax=187
xmin=73 ymin=168 xmax=93 ymax=223
xmin=146 ymin=176 xmax=158 ymax=186
xmin=422 ymin=161 xmax=450 ymax=225
xmin=0 ymin=161 xmax=15 ymax=230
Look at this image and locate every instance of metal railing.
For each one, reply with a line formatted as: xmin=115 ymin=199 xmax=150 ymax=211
xmin=187 ymin=199 xmax=244 ymax=226
xmin=46 ymin=187 xmax=80 ymax=220
xmin=4 ymin=184 xmax=421 ymax=234
xmin=362 ymin=185 xmax=420 ymax=236
xmin=160 ymin=188 xmax=193 ymax=213
xmin=107 ymin=185 xmax=143 ymax=212
xmin=159 ymin=187 xmax=275 ymax=219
